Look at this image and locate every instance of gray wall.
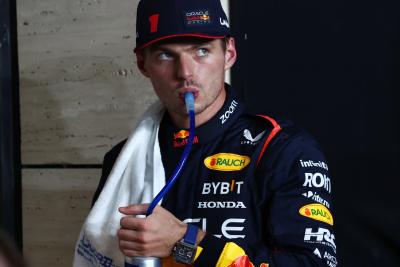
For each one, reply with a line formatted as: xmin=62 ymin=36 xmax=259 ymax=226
xmin=18 ymin=0 xmax=229 ymax=266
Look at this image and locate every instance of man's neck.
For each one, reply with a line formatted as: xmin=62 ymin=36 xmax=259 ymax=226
xmin=169 ymin=86 xmax=227 ymax=129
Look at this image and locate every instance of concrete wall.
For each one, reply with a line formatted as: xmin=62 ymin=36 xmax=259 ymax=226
xmin=18 ymin=0 xmax=154 ymax=165
xmin=18 ymin=0 xmax=229 ymax=266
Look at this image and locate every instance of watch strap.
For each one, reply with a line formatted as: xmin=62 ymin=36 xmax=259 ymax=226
xmin=183 ymin=224 xmax=198 ymax=245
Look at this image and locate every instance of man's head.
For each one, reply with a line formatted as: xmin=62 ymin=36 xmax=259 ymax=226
xmin=134 ymin=0 xmax=236 ymax=126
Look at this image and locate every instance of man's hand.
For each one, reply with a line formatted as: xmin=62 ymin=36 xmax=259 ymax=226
xmin=118 ymin=204 xmax=187 ymax=258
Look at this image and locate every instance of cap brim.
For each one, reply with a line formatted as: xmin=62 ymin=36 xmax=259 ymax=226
xmin=134 ymin=33 xmax=227 ymax=53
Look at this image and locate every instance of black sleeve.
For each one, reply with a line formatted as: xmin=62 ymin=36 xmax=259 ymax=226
xmin=258 ymin=130 xmax=337 ymax=267
xmin=91 ymin=139 xmax=127 ymax=207
xmin=195 ymin=130 xmax=338 ymax=267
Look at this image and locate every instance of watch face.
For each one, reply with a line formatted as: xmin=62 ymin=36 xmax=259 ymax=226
xmin=173 ymin=242 xmax=196 ymax=264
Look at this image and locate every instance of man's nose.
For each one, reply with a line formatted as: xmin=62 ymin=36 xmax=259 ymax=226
xmin=175 ymin=54 xmax=195 ymax=80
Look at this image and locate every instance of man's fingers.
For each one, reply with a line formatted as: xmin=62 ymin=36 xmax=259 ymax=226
xmin=118 ymin=203 xmax=150 ymax=215
xmin=119 ymin=240 xmax=145 ymax=251
xmin=120 ymin=216 xmax=147 ymax=230
xmin=118 ymin=228 xmax=147 ymax=243
xmin=121 ymin=249 xmax=137 ymax=258
xmin=118 ymin=231 xmax=155 ymax=257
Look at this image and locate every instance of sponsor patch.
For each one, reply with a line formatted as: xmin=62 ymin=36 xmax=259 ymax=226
xmin=304 ymin=227 xmax=336 ymax=253
xmin=303 ymin=172 xmax=331 ymax=193
xmin=197 ymin=201 xmax=246 ymax=209
xmin=173 ymin=130 xmax=199 ymax=148
xmin=202 ymin=180 xmax=244 ymax=195
xmin=300 ymin=159 xmax=329 ymax=171
xmin=302 ymin=191 xmax=330 ymax=208
xmin=78 ymin=234 xmax=116 ymax=266
xmin=324 ymin=251 xmax=338 ymax=267
xmin=219 ymin=17 xmax=230 ymax=28
xmin=299 ymin=204 xmax=334 ymax=225
xmin=184 ymin=10 xmax=211 ymax=26
xmin=174 ymin=130 xmax=190 ymax=139
xmin=220 ymin=100 xmax=239 ymax=124
xmin=204 ymin=153 xmax=250 ymax=171
xmin=183 ymin=217 xmax=246 ymax=239
xmin=241 ymin=129 xmax=265 ymax=145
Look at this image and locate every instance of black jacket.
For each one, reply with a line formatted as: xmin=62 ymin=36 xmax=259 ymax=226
xmin=93 ymin=87 xmax=337 ymax=267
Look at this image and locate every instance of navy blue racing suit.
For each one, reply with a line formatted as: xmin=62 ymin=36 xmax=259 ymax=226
xmin=93 ymin=85 xmax=337 ymax=267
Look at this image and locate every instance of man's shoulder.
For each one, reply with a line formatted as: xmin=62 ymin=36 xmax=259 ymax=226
xmin=91 ymin=139 xmax=128 ymax=207
xmin=104 ymin=139 xmax=127 ymax=161
xmin=271 ymin=118 xmax=322 ymax=154
xmin=245 ymin=113 xmax=324 ymax=162
xmin=101 ymin=139 xmax=127 ymax=176
xmin=241 ymin=113 xmax=304 ymax=141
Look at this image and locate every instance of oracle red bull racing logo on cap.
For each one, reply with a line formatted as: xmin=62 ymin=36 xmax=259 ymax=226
xmin=204 ymin=153 xmax=250 ymax=171
xmin=173 ymin=130 xmax=198 ymax=148
xmin=184 ymin=10 xmax=211 ymax=26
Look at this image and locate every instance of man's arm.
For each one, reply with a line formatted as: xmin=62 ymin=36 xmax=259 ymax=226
xmin=118 ymin=205 xmax=207 ymax=261
xmin=116 ymin=132 xmax=337 ymax=267
xmin=193 ymin=131 xmax=337 ymax=267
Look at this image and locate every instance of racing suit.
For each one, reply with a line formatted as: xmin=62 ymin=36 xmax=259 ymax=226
xmin=92 ymin=85 xmax=337 ymax=267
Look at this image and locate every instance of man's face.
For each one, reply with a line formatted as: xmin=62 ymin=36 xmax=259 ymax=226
xmin=136 ymin=37 xmax=237 ymax=119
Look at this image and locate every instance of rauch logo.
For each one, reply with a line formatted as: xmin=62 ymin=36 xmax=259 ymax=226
xmin=299 ymin=203 xmax=334 ymax=225
xmin=204 ymin=153 xmax=250 ymax=171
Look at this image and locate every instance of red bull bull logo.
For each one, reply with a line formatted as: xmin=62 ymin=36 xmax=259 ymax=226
xmin=174 ymin=130 xmax=190 ymax=140
xmin=200 ymin=15 xmax=210 ymax=21
xmin=173 ymin=130 xmax=198 ymax=148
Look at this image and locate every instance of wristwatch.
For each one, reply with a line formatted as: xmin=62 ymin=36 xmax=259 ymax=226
xmin=172 ymin=224 xmax=199 ymax=264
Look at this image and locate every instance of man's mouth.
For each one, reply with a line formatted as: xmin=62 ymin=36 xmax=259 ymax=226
xmin=178 ymin=89 xmax=199 ymax=101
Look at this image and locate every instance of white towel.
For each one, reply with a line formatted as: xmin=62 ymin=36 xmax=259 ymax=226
xmin=73 ymin=101 xmax=166 ymax=267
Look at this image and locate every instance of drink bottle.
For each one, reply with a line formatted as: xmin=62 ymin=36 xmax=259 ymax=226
xmin=125 ymin=256 xmax=162 ymax=267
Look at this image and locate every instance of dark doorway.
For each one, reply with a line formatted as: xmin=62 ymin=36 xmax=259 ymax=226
xmin=0 ymin=0 xmax=22 ymax=249
xmin=231 ymin=0 xmax=400 ymax=266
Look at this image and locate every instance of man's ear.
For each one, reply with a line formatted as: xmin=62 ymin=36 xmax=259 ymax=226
xmin=135 ymin=50 xmax=150 ymax=77
xmin=224 ymin=37 xmax=237 ymax=71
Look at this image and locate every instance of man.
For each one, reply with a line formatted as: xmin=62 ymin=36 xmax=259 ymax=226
xmin=83 ymin=0 xmax=337 ymax=266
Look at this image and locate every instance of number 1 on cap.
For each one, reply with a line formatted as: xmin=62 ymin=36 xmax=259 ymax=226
xmin=149 ymin=14 xmax=160 ymax=33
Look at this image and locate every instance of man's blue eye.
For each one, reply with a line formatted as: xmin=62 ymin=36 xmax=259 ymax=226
xmin=197 ymin=48 xmax=209 ymax=57
xmin=158 ymin=52 xmax=172 ymax=60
